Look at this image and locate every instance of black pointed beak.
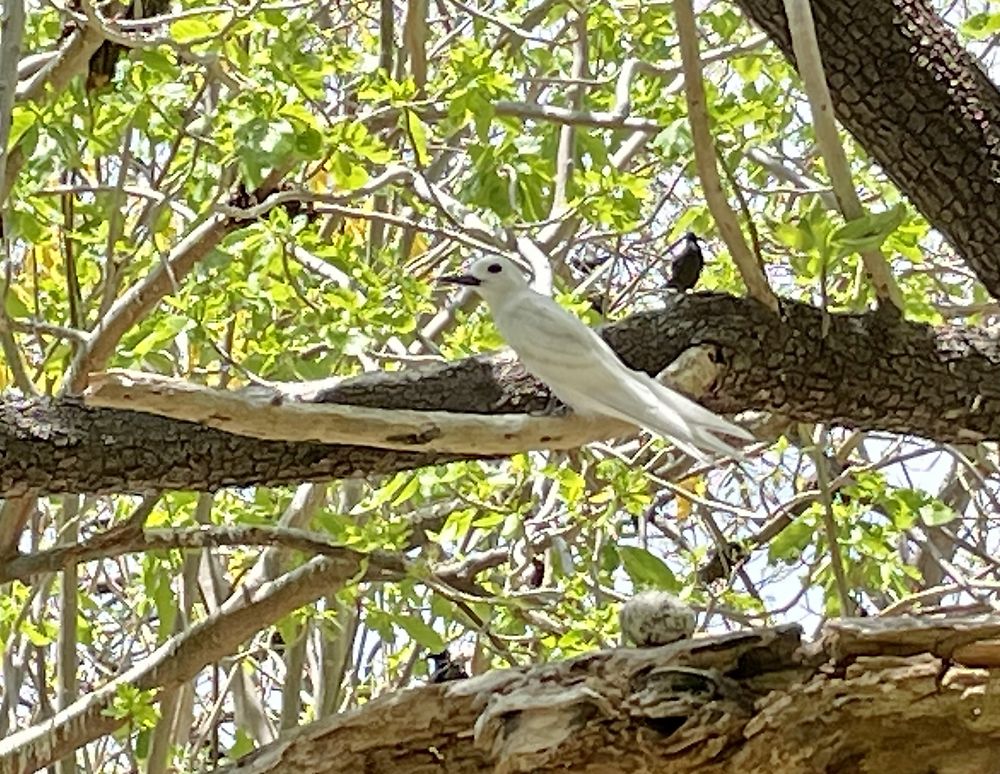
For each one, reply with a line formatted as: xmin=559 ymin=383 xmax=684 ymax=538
xmin=439 ymin=274 xmax=481 ymax=287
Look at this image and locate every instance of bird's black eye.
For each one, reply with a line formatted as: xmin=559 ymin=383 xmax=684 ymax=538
xmin=487 ymin=263 xmax=503 ymax=274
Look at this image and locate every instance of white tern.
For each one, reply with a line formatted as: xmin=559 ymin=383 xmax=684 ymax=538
xmin=441 ymin=256 xmax=753 ymax=461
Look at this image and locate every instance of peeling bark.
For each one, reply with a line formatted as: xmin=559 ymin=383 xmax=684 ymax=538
xmin=4 ymin=295 xmax=1000 ymax=495
xmin=81 ymin=369 xmax=640 ymax=455
xmin=0 ymin=394 xmax=472 ymax=497
xmin=221 ymin=616 xmax=1000 ymax=773
xmin=735 ymin=0 xmax=1000 ymax=298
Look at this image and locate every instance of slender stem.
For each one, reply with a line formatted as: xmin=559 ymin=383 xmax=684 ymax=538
xmin=811 ymin=425 xmax=854 ymax=616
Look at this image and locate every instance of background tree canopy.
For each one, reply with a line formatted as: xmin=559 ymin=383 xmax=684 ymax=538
xmin=1 ymin=0 xmax=1000 ymax=770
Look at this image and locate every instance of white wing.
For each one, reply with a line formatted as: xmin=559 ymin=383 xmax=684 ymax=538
xmin=491 ymin=291 xmax=606 ymax=371
xmin=489 ymin=290 xmax=751 ymax=460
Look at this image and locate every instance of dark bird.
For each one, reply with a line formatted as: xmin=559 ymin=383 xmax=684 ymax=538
xmin=666 ymin=232 xmax=704 ymax=293
xmin=697 ymin=540 xmax=748 ymax=585
xmin=428 ymin=650 xmax=468 ymax=684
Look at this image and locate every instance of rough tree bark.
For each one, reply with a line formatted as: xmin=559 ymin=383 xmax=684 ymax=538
xmin=219 ymin=617 xmax=1000 ymax=774
xmin=4 ymin=295 xmax=1000 ymax=496
xmin=736 ymin=0 xmax=1000 ymax=297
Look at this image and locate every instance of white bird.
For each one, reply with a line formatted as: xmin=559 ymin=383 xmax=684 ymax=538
xmin=441 ymin=256 xmax=753 ymax=461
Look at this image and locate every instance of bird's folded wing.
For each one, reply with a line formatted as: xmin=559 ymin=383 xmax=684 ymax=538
xmin=496 ymin=291 xmax=751 ymax=452
xmin=496 ymin=293 xmax=611 ymax=369
xmin=641 ymin=372 xmax=754 ymax=441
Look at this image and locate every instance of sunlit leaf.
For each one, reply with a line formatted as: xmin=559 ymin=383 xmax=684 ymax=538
xmin=395 ymin=615 xmax=445 ymax=652
xmin=618 ymin=546 xmax=677 ymax=590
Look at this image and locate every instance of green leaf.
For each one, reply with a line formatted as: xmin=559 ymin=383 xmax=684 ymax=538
xmin=471 ymin=512 xmax=504 ymax=528
xmin=768 ymin=517 xmax=816 ymax=562
xmin=135 ymin=728 xmax=151 ymax=759
xmin=395 ymin=615 xmax=445 ymax=652
xmin=169 ymin=18 xmax=214 ymax=43
xmin=828 ymin=205 xmax=906 ymax=257
xmin=151 ymin=567 xmax=177 ymax=641
xmin=331 ymin=152 xmax=369 ymax=189
xmin=918 ymin=500 xmax=956 ymax=526
xmin=138 ymin=48 xmax=177 ymax=76
xmin=7 ymin=106 xmax=35 ymax=150
xmin=131 ymin=315 xmax=191 ymax=357
xmin=20 ymin=620 xmax=53 ymax=647
xmin=773 ymin=221 xmax=813 ymax=252
xmin=391 ymin=475 xmax=421 ymax=506
xmin=4 ymin=289 xmax=29 ymax=318
xmin=961 ymin=11 xmax=1000 ymax=39
xmin=117 ymin=687 xmax=158 ymax=729
xmin=618 ymin=546 xmax=676 ymax=589
xmin=295 ymin=126 xmax=323 ymax=157
xmin=881 ymin=488 xmax=928 ymax=530
xmin=228 ymin=729 xmax=256 ymax=761
xmin=404 ymin=110 xmax=429 ymax=165
xmin=468 ymin=93 xmax=495 ymax=141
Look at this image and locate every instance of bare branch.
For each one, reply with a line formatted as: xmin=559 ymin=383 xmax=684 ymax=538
xmin=0 ymin=0 xmax=26 ymax=200
xmin=403 ymin=0 xmax=428 ymax=92
xmin=492 ymin=100 xmax=660 ymax=132
xmin=15 ymin=26 xmax=104 ymax=104
xmin=82 ymin=368 xmax=641 ymax=455
xmin=0 ymin=524 xmax=379 ymax=584
xmin=0 ymin=551 xmax=405 ymax=772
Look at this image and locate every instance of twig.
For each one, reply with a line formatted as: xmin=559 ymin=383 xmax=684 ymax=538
xmin=810 ymin=425 xmax=854 ymax=616
xmin=493 ymin=100 xmax=659 ymax=131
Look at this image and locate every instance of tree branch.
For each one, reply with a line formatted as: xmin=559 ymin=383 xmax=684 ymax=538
xmin=0 ymin=524 xmax=383 ymax=584
xmin=6 ymin=294 xmax=1000 ymax=495
xmin=82 ymin=368 xmax=639 ymax=454
xmin=782 ymin=0 xmax=904 ymax=310
xmin=0 ymin=551 xmax=406 ymax=772
xmin=207 ymin=617 xmax=1000 ymax=773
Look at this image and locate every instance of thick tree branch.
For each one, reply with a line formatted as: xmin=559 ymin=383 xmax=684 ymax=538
xmin=81 ymin=369 xmax=640 ymax=453
xmin=5 ymin=294 xmax=1000 ymax=496
xmin=735 ymin=0 xmax=1000 ymax=299
xmin=215 ymin=617 xmax=1000 ymax=773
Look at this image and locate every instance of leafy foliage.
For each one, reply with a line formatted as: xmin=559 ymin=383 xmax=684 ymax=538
xmin=1 ymin=0 xmax=998 ymax=769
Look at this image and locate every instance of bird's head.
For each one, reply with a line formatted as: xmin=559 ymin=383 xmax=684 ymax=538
xmin=440 ymin=256 xmax=530 ymax=303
